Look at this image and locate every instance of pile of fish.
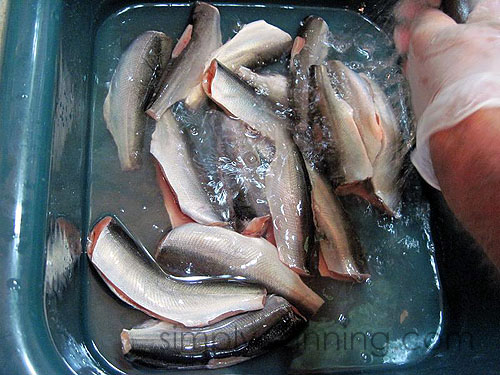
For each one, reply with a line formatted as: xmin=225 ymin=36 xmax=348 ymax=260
xmin=91 ymin=1 xmax=404 ymax=370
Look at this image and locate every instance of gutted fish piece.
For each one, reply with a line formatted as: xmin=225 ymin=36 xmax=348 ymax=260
xmin=360 ymin=74 xmax=404 ymax=216
xmin=326 ymin=60 xmax=383 ymax=164
xmin=237 ymin=67 xmax=289 ymax=106
xmin=289 ymin=16 xmax=330 ymax=157
xmin=146 ymin=2 xmax=221 ymax=120
xmin=203 ymin=60 xmax=289 ymax=140
xmin=87 ymin=217 xmax=266 ymax=327
xmin=214 ymin=116 xmax=273 ymax=222
xmin=208 ymin=20 xmax=292 ymax=72
xmin=121 ymin=295 xmax=306 ymax=369
xmin=306 ymin=165 xmax=370 ymax=282
xmin=156 ymin=223 xmax=324 ymax=316
xmin=153 ymin=160 xmax=194 ymax=228
xmin=150 ymin=106 xmax=226 ymax=225
xmin=170 ymin=101 xmax=235 ymax=223
xmin=265 ymin=131 xmax=314 ymax=275
xmin=311 ymin=64 xmax=373 ymax=191
xmin=104 ymin=31 xmax=173 ymax=170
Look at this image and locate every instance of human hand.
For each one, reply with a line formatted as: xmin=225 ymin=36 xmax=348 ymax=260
xmin=394 ymin=0 xmax=500 ymax=189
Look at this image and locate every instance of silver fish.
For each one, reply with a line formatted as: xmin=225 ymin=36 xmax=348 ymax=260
xmin=265 ymin=131 xmax=314 ymax=276
xmin=289 ymin=16 xmax=330 ymax=157
xmin=207 ymin=20 xmax=292 ymax=72
xmin=146 ymin=2 xmax=222 ymax=120
xmin=121 ymin=295 xmax=306 ymax=369
xmin=326 ymin=60 xmax=383 ymax=164
xmin=156 ymin=223 xmax=324 ymax=316
xmin=170 ymin=101 xmax=235 ymax=223
xmin=360 ymin=74 xmax=404 ymax=216
xmin=214 ymin=116 xmax=273 ymax=222
xmin=203 ymin=59 xmax=289 ymax=140
xmin=311 ymin=64 xmax=373 ymax=191
xmin=237 ymin=66 xmax=289 ymax=106
xmin=103 ymin=31 xmax=173 ymax=170
xmin=306 ymin=165 xmax=370 ymax=282
xmin=87 ymin=217 xmax=266 ymax=327
xmin=150 ymin=105 xmax=227 ymax=225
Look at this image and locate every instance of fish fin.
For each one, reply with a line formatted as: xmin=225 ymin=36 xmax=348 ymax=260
xmin=171 ymin=24 xmax=193 ymax=59
xmin=291 ymin=36 xmax=305 ymax=59
xmin=154 ymin=159 xmax=195 ymax=228
xmin=241 ymin=215 xmax=271 ymax=237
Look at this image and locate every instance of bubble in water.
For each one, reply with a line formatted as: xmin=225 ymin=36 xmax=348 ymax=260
xmin=338 ymin=313 xmax=349 ymax=327
xmin=7 ymin=278 xmax=20 ymax=291
xmin=360 ymin=352 xmax=372 ymax=363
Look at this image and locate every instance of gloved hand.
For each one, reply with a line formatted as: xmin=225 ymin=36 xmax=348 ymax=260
xmin=394 ymin=0 xmax=500 ymax=189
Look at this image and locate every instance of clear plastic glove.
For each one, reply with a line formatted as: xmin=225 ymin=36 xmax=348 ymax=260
xmin=394 ymin=0 xmax=500 ymax=189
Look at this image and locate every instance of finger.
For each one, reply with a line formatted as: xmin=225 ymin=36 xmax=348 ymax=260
xmin=467 ymin=0 xmax=500 ymax=23
xmin=394 ymin=25 xmax=411 ymax=54
xmin=394 ymin=0 xmax=442 ymax=24
xmin=409 ymin=8 xmax=457 ymax=54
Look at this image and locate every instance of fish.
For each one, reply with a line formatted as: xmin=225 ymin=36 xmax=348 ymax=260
xmin=265 ymin=130 xmax=314 ymax=276
xmin=146 ymin=2 xmax=222 ymax=121
xmin=306 ymin=165 xmax=370 ymax=282
xmin=170 ymin=101 xmax=235 ymax=223
xmin=289 ymin=16 xmax=330 ymax=157
xmin=153 ymin=160 xmax=194 ymax=229
xmin=237 ymin=66 xmax=289 ymax=106
xmin=214 ymin=115 xmax=273 ymax=223
xmin=207 ymin=20 xmax=292 ymax=72
xmin=87 ymin=217 xmax=266 ymax=327
xmin=310 ymin=64 xmax=373 ymax=192
xmin=150 ymin=105 xmax=227 ymax=226
xmin=121 ymin=295 xmax=307 ymax=369
xmin=203 ymin=59 xmax=289 ymax=140
xmin=325 ymin=60 xmax=383 ymax=165
xmin=156 ymin=223 xmax=324 ymax=316
xmin=103 ymin=31 xmax=173 ymax=170
xmin=359 ymin=74 xmax=404 ymax=216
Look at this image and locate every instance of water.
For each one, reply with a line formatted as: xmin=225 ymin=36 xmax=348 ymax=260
xmin=85 ymin=3 xmax=441 ymax=374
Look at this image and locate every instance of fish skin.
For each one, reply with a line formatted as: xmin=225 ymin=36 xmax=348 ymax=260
xmin=289 ymin=16 xmax=330 ymax=157
xmin=203 ymin=60 xmax=289 ymax=140
xmin=311 ymin=64 xmax=373 ymax=190
xmin=171 ymin=101 xmax=235 ymax=223
xmin=87 ymin=217 xmax=266 ymax=328
xmin=207 ymin=20 xmax=292 ymax=72
xmin=360 ymin=74 xmax=404 ymax=216
xmin=156 ymin=223 xmax=324 ymax=316
xmin=146 ymin=2 xmax=222 ymax=121
xmin=104 ymin=31 xmax=173 ymax=170
xmin=265 ymin=130 xmax=315 ymax=276
xmin=214 ymin=116 xmax=273 ymax=223
xmin=237 ymin=66 xmax=289 ymax=107
xmin=306 ymin=165 xmax=370 ymax=282
xmin=150 ymin=106 xmax=226 ymax=226
xmin=121 ymin=295 xmax=306 ymax=369
xmin=326 ymin=60 xmax=383 ymax=164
